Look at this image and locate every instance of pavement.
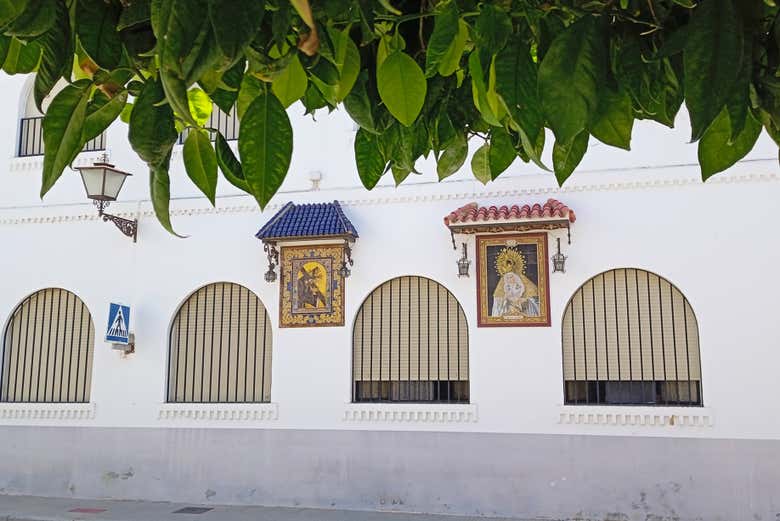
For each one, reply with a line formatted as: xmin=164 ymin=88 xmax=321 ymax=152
xmin=0 ymin=495 xmax=530 ymax=521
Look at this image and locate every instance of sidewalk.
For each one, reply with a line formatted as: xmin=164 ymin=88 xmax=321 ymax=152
xmin=0 ymin=495 xmax=530 ymax=521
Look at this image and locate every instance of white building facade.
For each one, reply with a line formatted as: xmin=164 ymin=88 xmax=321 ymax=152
xmin=0 ymin=73 xmax=778 ymax=520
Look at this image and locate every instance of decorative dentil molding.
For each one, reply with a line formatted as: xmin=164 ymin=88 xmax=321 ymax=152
xmin=343 ymin=403 xmax=478 ymax=423
xmin=0 ymin=402 xmax=96 ymax=420
xmin=558 ymin=406 xmax=713 ymax=428
xmin=0 ymin=171 xmax=777 ymax=227
xmin=157 ymin=402 xmax=279 ymax=422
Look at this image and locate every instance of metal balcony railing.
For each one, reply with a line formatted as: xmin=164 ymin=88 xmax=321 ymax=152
xmin=18 ymin=116 xmax=106 ymax=157
xmin=178 ymin=106 xmax=239 ymax=144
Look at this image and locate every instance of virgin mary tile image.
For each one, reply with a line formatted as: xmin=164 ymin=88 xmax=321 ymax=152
xmin=477 ymin=233 xmax=550 ymax=327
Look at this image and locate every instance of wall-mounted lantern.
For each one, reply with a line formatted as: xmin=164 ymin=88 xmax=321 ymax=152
xmin=75 ymin=157 xmax=137 ymax=242
xmin=339 ymin=241 xmax=354 ymax=278
xmin=457 ymin=243 xmax=471 ymax=278
xmin=263 ymin=243 xmax=279 ymax=283
xmin=551 ymin=237 xmax=567 ymax=273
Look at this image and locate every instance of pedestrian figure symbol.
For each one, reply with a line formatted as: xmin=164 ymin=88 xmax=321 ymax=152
xmin=106 ymin=303 xmax=131 ymax=344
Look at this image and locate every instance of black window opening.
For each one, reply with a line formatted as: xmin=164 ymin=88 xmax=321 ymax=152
xmin=562 ymin=268 xmax=702 ymax=407
xmin=352 ymin=276 xmax=469 ymax=404
xmin=167 ymin=282 xmax=272 ymax=403
xmin=1 ymin=288 xmax=95 ymax=403
xmin=18 ymin=116 xmax=105 ymax=157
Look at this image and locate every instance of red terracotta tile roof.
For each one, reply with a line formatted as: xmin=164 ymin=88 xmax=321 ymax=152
xmin=444 ymin=199 xmax=576 ymax=227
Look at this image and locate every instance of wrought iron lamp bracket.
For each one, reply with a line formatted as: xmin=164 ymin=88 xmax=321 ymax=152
xmin=95 ymin=201 xmax=137 ymax=242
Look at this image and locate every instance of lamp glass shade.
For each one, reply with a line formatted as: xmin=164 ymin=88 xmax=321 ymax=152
xmin=78 ymin=163 xmax=130 ymax=201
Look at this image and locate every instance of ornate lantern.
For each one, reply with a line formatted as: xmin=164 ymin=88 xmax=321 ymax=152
xmin=551 ymin=237 xmax=567 ymax=273
xmin=75 ymin=156 xmax=137 ymax=241
xmin=457 ymin=243 xmax=470 ymax=278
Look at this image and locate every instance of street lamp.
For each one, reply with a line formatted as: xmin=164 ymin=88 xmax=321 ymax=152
xmin=457 ymin=243 xmax=470 ymax=278
xmin=551 ymin=237 xmax=567 ymax=273
xmin=75 ymin=157 xmax=137 ymax=242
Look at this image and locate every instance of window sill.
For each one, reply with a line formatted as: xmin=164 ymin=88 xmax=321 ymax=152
xmin=157 ymin=403 xmax=279 ymax=422
xmin=0 ymin=402 xmax=96 ymax=421
xmin=343 ymin=403 xmax=478 ymax=423
xmin=10 ymin=151 xmax=104 ymax=172
xmin=558 ymin=405 xmax=713 ymax=427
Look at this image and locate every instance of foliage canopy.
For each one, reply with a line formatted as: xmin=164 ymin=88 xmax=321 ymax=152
xmin=0 ymin=0 xmax=776 ymax=233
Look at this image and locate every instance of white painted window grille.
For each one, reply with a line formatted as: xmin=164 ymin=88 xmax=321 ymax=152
xmin=352 ymin=276 xmax=469 ymax=403
xmin=562 ymin=268 xmax=702 ymax=406
xmin=1 ymin=289 xmax=95 ymax=403
xmin=167 ymin=282 xmax=272 ymax=403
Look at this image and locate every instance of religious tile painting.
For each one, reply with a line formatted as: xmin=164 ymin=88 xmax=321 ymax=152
xmin=476 ymin=233 xmax=550 ymax=327
xmin=279 ymin=244 xmax=345 ymax=327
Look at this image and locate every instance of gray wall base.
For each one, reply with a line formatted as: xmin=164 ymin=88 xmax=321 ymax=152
xmin=0 ymin=427 xmax=777 ymax=521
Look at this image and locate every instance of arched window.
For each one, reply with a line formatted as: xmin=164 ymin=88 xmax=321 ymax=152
xmin=1 ymin=289 xmax=95 ymax=403
xmin=17 ymin=80 xmax=105 ymax=157
xmin=562 ymin=268 xmax=702 ymax=406
xmin=352 ymin=276 xmax=469 ymax=403
xmin=167 ymin=283 xmax=272 ymax=403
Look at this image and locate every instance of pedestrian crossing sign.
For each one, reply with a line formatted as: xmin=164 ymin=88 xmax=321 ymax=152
xmin=106 ymin=303 xmax=131 ymax=344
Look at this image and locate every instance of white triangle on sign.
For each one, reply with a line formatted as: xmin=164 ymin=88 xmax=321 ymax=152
xmin=109 ymin=308 xmax=128 ymax=338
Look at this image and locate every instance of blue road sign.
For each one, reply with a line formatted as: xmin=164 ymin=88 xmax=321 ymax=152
xmin=106 ymin=303 xmax=131 ymax=344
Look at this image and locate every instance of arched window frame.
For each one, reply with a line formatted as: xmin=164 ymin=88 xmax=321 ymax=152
xmin=166 ymin=282 xmax=273 ymax=404
xmin=1 ymin=288 xmax=95 ymax=403
xmin=16 ymin=79 xmax=106 ymax=157
xmin=561 ymin=268 xmax=703 ymax=407
xmin=351 ymin=276 xmax=470 ymax=404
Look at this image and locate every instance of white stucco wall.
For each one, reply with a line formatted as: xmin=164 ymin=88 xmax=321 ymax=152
xmin=0 ymin=74 xmax=778 ymax=443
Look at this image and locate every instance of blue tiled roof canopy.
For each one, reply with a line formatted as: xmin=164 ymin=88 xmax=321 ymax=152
xmin=255 ymin=200 xmax=358 ymax=241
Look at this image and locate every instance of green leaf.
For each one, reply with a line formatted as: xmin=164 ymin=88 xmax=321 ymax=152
xmin=437 ymin=131 xmax=467 ymax=180
xmin=354 ymin=128 xmax=386 ymax=190
xmin=76 ymin=0 xmax=122 ymax=69
xmin=34 ymin=0 xmax=72 ymax=111
xmin=150 ymin=158 xmax=184 ymax=237
xmin=210 ymin=57 xmax=245 ymax=114
xmin=699 ymin=108 xmax=761 ymax=180
xmin=272 ymin=54 xmax=307 ymax=108
xmin=215 ymin=132 xmax=249 ymax=192
xmin=377 ymin=51 xmax=426 ymax=126
xmin=2 ymin=38 xmax=41 ymax=74
xmin=40 ymin=80 xmax=92 ymax=197
xmin=129 ymin=79 xmax=178 ymax=169
xmin=438 ymin=19 xmax=468 ymax=77
xmin=425 ymin=1 xmax=458 ymax=77
xmin=187 ymin=88 xmax=213 ymax=126
xmin=84 ymin=90 xmax=128 ymax=142
xmin=344 ymin=71 xmax=378 ymax=133
xmin=391 ymin=163 xmax=412 ymax=186
xmin=313 ymin=27 xmax=360 ymax=104
xmin=474 ymin=4 xmax=512 ymax=53
xmin=552 ymin=131 xmax=589 ymax=186
xmin=41 ymin=80 xmax=91 ymax=197
xmin=538 ymin=16 xmax=607 ymax=144
xmin=469 ymin=51 xmax=501 ymax=127
xmin=0 ymin=0 xmax=28 ymax=27
xmin=160 ymin=68 xmax=198 ymax=126
xmin=489 ymin=128 xmax=516 ymax=180
xmin=471 ymin=143 xmax=491 ymax=185
xmin=152 ymin=0 xmax=210 ymax=79
xmin=684 ymin=0 xmax=743 ymax=141
xmin=118 ymin=0 xmax=150 ymax=30
xmin=5 ymin=0 xmax=55 ymax=38
xmin=495 ymin=38 xmax=544 ymax=145
xmin=238 ymin=90 xmax=293 ymax=209
xmin=208 ymin=0 xmax=265 ymax=61
xmin=590 ymin=88 xmax=634 ymax=150
xmin=237 ymin=73 xmax=263 ymax=120
xmin=183 ymin=129 xmax=218 ymax=204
